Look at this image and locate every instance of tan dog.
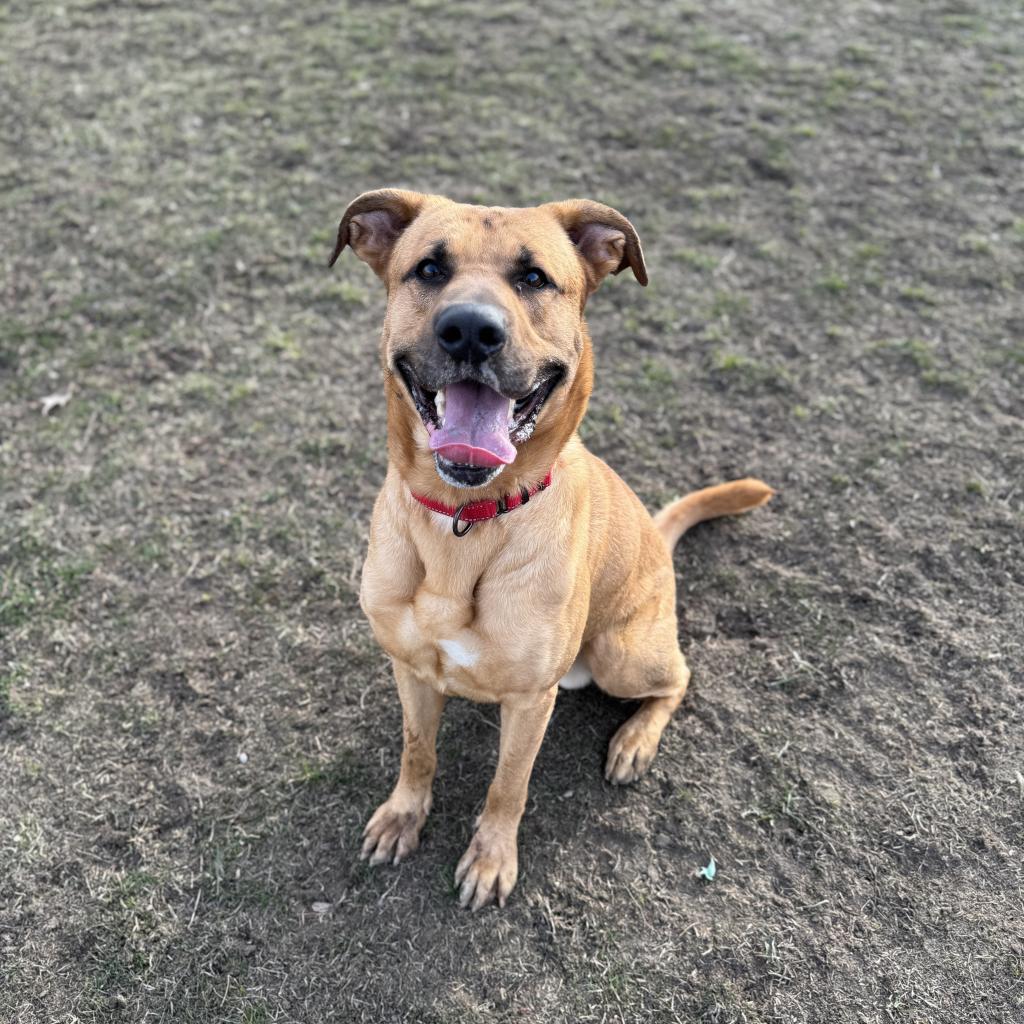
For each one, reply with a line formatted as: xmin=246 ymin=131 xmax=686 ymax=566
xmin=330 ymin=190 xmax=772 ymax=910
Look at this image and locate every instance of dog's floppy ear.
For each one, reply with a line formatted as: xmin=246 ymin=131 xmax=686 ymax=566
xmin=329 ymin=189 xmax=427 ymax=278
xmin=543 ymin=199 xmax=648 ymax=289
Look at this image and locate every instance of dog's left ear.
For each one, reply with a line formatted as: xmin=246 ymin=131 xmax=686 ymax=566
xmin=329 ymin=189 xmax=428 ymax=278
xmin=543 ymin=199 xmax=648 ymax=289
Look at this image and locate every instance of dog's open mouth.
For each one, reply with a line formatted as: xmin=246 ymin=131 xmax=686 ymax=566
xmin=396 ymin=360 xmax=563 ymax=488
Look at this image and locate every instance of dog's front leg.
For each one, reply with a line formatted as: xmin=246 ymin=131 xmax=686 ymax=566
xmin=455 ymin=685 xmax=557 ymax=911
xmin=361 ymin=663 xmax=446 ymax=866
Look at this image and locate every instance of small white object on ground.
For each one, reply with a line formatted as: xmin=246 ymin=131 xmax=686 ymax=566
xmin=40 ymin=389 xmax=73 ymax=416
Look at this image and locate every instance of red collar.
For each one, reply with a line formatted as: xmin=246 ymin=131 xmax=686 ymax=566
xmin=411 ymin=470 xmax=553 ymax=537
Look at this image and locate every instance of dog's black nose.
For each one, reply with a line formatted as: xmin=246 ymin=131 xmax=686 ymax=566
xmin=434 ymin=303 xmax=507 ymax=363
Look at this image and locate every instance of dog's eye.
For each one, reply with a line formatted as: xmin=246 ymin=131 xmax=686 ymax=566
xmin=416 ymin=259 xmax=444 ymax=282
xmin=521 ymin=268 xmax=548 ymax=290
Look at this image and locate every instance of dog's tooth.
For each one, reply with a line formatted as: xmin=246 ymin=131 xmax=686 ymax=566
xmin=507 ymin=397 xmax=515 ymax=426
xmin=435 ymin=390 xmax=446 ymax=424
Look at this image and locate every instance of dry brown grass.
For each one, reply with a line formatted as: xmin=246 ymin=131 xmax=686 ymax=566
xmin=2 ymin=1 xmax=1023 ymax=1021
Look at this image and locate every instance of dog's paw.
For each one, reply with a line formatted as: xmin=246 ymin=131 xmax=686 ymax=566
xmin=360 ymin=792 xmax=430 ymax=866
xmin=454 ymin=824 xmax=518 ymax=911
xmin=605 ymin=718 xmax=660 ymax=785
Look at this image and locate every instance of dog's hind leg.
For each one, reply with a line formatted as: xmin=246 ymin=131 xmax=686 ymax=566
xmin=584 ymin=606 xmax=690 ymax=785
xmin=602 ymin=652 xmax=689 ymax=785
xmin=584 ymin=477 xmax=769 ymax=783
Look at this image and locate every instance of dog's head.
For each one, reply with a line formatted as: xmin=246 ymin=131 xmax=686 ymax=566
xmin=330 ymin=190 xmax=646 ymax=494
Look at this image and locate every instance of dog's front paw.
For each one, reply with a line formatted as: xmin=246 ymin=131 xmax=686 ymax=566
xmin=605 ymin=717 xmax=660 ymax=785
xmin=360 ymin=792 xmax=431 ymax=866
xmin=454 ymin=823 xmax=518 ymax=911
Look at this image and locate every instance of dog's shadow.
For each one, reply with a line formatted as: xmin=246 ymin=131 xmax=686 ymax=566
xmin=429 ymin=684 xmax=638 ymax=859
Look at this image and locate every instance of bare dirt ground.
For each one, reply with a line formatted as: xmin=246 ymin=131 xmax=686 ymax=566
xmin=2 ymin=1 xmax=1022 ymax=1021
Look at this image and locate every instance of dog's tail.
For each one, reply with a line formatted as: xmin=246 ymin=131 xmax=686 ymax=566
xmin=654 ymin=478 xmax=774 ymax=550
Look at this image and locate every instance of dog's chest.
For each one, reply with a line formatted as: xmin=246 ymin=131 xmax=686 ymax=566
xmin=360 ymin=540 xmax=497 ymax=697
xmin=378 ymin=584 xmax=500 ymax=700
xmin=361 ymin=501 xmax=580 ymax=700
xmin=363 ymin=552 xmax=570 ymax=702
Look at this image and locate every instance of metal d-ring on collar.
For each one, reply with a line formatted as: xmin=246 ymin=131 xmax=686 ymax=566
xmin=451 ymin=489 xmax=523 ymax=537
xmin=452 ymin=504 xmax=475 ymax=537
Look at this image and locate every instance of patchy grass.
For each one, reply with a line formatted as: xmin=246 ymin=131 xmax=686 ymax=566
xmin=670 ymin=247 xmax=718 ymax=272
xmin=2 ymin=1 xmax=1023 ymax=1022
xmin=871 ymin=338 xmax=973 ymax=393
xmin=816 ymin=272 xmax=849 ymax=295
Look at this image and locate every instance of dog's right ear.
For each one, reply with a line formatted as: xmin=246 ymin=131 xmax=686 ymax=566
xmin=328 ymin=189 xmax=427 ymax=278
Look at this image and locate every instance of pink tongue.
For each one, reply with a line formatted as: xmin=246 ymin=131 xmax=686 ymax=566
xmin=429 ymin=380 xmax=516 ymax=468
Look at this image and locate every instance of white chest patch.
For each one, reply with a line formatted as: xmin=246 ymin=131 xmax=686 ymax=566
xmin=438 ymin=638 xmax=479 ymax=669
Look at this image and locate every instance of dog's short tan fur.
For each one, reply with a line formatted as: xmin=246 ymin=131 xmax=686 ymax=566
xmin=331 ymin=190 xmax=772 ymax=910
